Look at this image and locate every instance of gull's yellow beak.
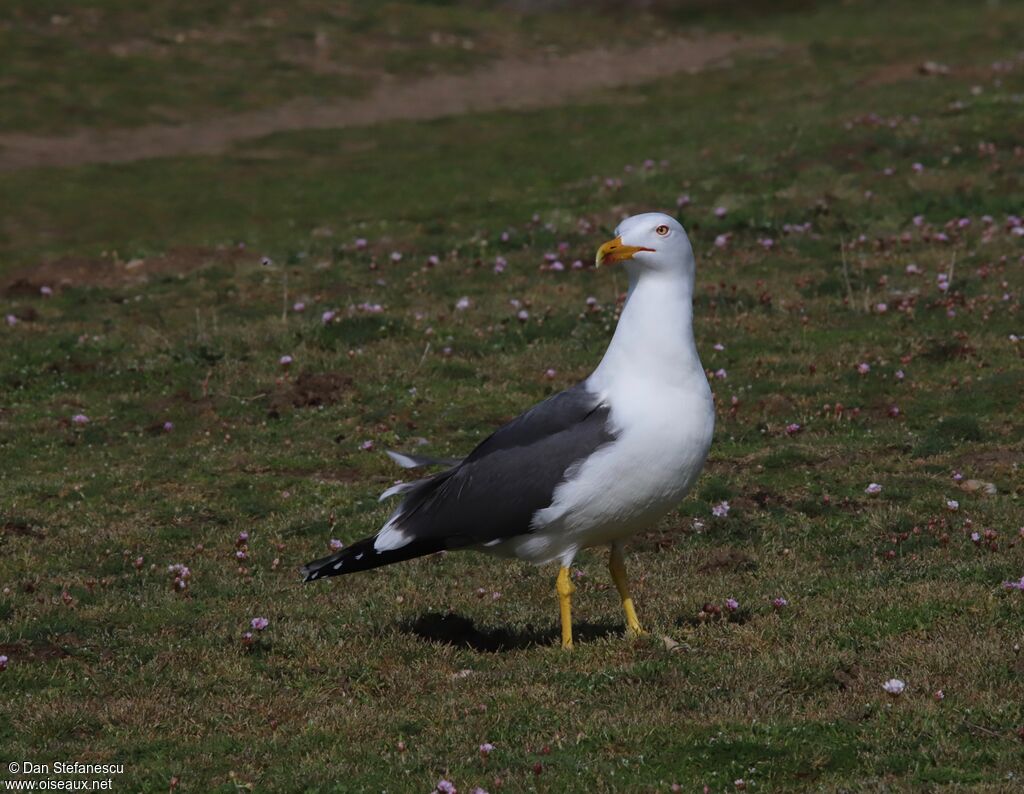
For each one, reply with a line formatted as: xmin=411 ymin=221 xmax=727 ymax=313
xmin=595 ymin=236 xmax=654 ymax=267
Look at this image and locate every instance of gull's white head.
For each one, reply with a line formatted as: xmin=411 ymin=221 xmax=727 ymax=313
xmin=595 ymin=212 xmax=694 ymax=278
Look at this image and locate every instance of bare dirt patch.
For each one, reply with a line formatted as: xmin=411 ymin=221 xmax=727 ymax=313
xmin=2 ymin=520 xmax=46 ymax=540
xmin=268 ymin=371 xmax=354 ymax=415
xmin=2 ymin=245 xmax=255 ymax=291
xmin=697 ymin=547 xmax=758 ymax=573
xmin=0 ymin=33 xmax=783 ymax=171
xmin=860 ymin=59 xmax=995 ymax=87
xmin=955 ymin=447 xmax=1022 ymax=478
xmin=0 ymin=640 xmax=69 ymax=663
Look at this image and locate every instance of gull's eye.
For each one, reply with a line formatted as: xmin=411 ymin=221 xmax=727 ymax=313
xmin=656 ymin=224 xmax=670 ymax=236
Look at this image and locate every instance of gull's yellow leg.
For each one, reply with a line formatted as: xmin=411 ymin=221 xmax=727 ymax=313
xmin=609 ymin=543 xmax=645 ymax=636
xmin=556 ymin=566 xmax=575 ymax=649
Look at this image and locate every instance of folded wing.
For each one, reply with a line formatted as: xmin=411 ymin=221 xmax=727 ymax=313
xmin=302 ymin=382 xmax=614 ymax=581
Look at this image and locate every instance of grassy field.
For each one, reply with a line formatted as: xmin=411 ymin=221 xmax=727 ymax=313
xmin=2 ymin=1 xmax=1023 ymax=791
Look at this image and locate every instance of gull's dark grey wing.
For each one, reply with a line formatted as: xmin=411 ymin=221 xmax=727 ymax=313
xmin=462 ymin=381 xmax=610 ymax=463
xmin=302 ymin=382 xmax=615 ymax=580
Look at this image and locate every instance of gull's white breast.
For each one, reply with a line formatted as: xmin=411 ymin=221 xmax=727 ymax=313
xmin=497 ymin=371 xmax=714 ymax=566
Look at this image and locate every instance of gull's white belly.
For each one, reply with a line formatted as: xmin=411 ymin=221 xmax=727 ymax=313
xmin=493 ymin=379 xmax=714 ymax=565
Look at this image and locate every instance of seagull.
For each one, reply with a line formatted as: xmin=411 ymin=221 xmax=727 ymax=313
xmin=302 ymin=212 xmax=715 ymax=648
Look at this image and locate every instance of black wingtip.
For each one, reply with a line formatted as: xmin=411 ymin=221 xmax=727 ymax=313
xmin=300 ymin=536 xmax=391 ymax=582
xmin=300 ymin=549 xmax=348 ymax=582
xmin=301 ymin=535 xmax=450 ymax=582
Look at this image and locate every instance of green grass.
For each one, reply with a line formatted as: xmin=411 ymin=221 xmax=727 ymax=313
xmin=2 ymin=0 xmax=1024 ymax=791
xmin=0 ymin=0 xmax=749 ymax=136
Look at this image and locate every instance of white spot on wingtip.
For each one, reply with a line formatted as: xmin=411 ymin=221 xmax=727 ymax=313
xmin=354 ymin=553 xmax=363 ymax=560
xmin=332 ymin=561 xmax=343 ymax=570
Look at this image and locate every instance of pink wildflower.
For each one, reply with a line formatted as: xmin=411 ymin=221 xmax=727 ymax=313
xmin=883 ymin=678 xmax=905 ymax=695
xmin=167 ymin=563 xmax=191 ymax=591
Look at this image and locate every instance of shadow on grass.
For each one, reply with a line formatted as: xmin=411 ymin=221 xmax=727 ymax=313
xmin=403 ymin=612 xmax=621 ymax=652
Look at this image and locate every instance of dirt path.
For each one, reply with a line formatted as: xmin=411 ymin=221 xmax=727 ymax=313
xmin=0 ymin=33 xmax=782 ymax=172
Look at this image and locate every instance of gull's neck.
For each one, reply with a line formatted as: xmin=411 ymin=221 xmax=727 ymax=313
xmin=589 ymin=268 xmax=703 ymax=391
